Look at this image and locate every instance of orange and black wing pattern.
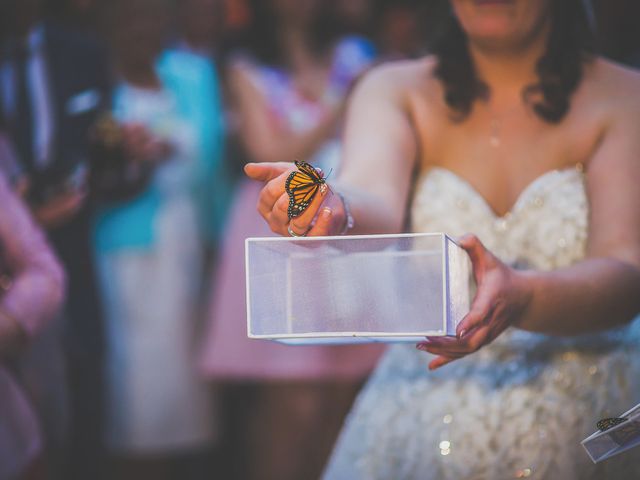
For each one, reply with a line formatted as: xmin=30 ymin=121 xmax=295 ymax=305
xmin=285 ymin=161 xmax=326 ymax=219
xmin=597 ymin=416 xmax=640 ymax=446
xmin=597 ymin=418 xmax=628 ymax=432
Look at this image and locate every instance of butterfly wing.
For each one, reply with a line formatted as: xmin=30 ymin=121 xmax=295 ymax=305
xmin=294 ymin=161 xmax=323 ymax=182
xmin=285 ymin=161 xmax=328 ymax=218
xmin=285 ymin=169 xmax=320 ymax=218
xmin=285 ymin=169 xmax=314 ymax=193
xmin=597 ymin=417 xmax=628 ymax=432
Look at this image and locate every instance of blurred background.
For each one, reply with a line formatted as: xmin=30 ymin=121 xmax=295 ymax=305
xmin=0 ymin=1 xmax=638 ymax=479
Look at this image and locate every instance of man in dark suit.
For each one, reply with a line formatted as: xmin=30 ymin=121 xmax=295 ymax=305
xmin=0 ymin=0 xmax=110 ymax=477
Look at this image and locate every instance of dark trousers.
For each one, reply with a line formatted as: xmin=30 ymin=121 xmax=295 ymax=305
xmin=49 ymin=209 xmax=106 ymax=480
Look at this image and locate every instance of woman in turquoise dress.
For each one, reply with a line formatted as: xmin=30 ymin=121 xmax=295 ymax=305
xmin=93 ymin=0 xmax=226 ymax=476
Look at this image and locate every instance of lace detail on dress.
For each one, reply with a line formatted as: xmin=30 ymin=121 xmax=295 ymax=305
xmin=323 ymin=166 xmax=640 ymax=480
xmin=411 ymin=166 xmax=588 ymax=270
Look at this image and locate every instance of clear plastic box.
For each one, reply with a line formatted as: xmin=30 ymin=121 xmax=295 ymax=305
xmin=581 ymin=403 xmax=640 ymax=463
xmin=245 ymin=232 xmax=471 ymax=345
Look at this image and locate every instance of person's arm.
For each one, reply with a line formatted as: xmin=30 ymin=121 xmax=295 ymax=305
xmin=520 ymin=101 xmax=640 ymax=332
xmin=420 ymin=91 xmax=640 ymax=369
xmin=29 ymin=189 xmax=87 ymax=229
xmin=230 ymin=63 xmax=343 ymax=165
xmin=0 ymin=173 xmax=66 ymax=358
xmin=519 ymin=101 xmax=640 ymax=334
xmin=244 ymin=62 xmax=418 ymax=236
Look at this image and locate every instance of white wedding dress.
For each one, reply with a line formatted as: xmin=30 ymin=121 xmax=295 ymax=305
xmin=324 ymin=165 xmax=640 ymax=479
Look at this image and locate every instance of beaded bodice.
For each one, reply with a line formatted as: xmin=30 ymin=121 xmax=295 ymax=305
xmin=412 ymin=165 xmax=588 ymax=271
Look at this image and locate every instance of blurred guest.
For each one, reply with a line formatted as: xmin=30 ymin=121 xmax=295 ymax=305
xmin=0 ymin=130 xmax=69 ymax=480
xmin=335 ymin=0 xmax=375 ymax=38
xmin=0 ymin=1 xmax=110 ymax=477
xmin=372 ymin=0 xmax=429 ymax=59
xmin=44 ymin=0 xmax=106 ymax=35
xmin=95 ymin=0 xmax=217 ymax=477
xmin=176 ymin=0 xmax=224 ymax=59
xmin=199 ymin=1 xmax=380 ymax=478
xmin=0 ymin=141 xmax=65 ymax=480
xmin=175 ymin=0 xmax=234 ymax=253
xmin=224 ymin=0 xmax=251 ymax=32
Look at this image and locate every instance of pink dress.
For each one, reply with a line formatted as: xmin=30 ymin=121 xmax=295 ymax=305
xmin=200 ymin=37 xmax=383 ymax=380
xmin=0 ymin=155 xmax=65 ymax=478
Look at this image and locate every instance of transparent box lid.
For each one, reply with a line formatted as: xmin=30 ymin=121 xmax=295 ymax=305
xmin=245 ymin=233 xmax=471 ymax=345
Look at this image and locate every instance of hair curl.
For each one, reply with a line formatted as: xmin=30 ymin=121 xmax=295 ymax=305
xmin=432 ymin=0 xmax=596 ymax=123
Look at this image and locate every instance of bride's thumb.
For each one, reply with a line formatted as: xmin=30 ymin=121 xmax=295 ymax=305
xmin=244 ymin=162 xmax=292 ymax=182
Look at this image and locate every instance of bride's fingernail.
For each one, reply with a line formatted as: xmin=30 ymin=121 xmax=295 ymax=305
xmin=322 ymin=207 xmax=332 ymax=218
xmin=416 ymin=343 xmax=427 ymax=351
xmin=458 ymin=329 xmax=466 ymax=339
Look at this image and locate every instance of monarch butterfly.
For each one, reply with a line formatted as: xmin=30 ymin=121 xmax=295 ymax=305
xmin=597 ymin=417 xmax=640 ymax=447
xmin=285 ymin=161 xmax=328 ymax=219
xmin=597 ymin=417 xmax=628 ymax=432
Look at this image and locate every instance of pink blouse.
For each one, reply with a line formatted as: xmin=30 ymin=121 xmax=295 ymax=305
xmin=0 ymin=144 xmax=65 ymax=478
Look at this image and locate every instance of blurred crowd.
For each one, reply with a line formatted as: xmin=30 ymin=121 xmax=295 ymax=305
xmin=0 ymin=0 xmax=638 ymax=479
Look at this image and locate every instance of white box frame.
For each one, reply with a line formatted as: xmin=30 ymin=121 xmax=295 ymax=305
xmin=245 ymin=232 xmax=470 ymax=344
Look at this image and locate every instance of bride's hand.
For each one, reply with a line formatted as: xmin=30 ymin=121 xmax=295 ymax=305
xmin=244 ymin=162 xmax=347 ymax=237
xmin=416 ymin=234 xmax=533 ymax=370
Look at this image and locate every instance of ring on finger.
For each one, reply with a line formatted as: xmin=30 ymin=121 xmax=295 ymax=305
xmin=287 ymin=223 xmax=310 ymax=237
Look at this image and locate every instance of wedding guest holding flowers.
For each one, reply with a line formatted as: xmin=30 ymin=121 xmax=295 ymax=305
xmin=94 ymin=0 xmax=220 ymax=477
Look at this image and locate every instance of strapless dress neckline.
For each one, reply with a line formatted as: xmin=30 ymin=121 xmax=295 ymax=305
xmin=412 ymin=164 xmax=588 ymax=271
xmin=424 ymin=164 xmax=585 ymax=220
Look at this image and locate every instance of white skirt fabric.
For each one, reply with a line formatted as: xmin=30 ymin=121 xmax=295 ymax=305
xmin=97 ymin=196 xmax=214 ymax=453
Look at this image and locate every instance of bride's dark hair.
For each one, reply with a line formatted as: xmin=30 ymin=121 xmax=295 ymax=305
xmin=432 ymin=0 xmax=596 ymax=123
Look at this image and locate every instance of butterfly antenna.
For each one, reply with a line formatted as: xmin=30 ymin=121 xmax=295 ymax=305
xmin=325 ymin=168 xmax=334 ymax=195
xmin=325 ymin=168 xmax=334 ymax=180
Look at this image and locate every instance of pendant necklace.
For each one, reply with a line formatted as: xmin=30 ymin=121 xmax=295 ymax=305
xmin=488 ymin=102 xmax=521 ymax=148
xmin=489 ymin=118 xmax=501 ymax=147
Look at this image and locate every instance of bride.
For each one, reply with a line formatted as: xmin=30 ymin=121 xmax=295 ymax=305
xmin=245 ymin=0 xmax=640 ymax=478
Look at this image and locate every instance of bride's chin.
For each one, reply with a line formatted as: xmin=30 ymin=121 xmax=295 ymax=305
xmin=466 ymin=29 xmax=537 ymax=53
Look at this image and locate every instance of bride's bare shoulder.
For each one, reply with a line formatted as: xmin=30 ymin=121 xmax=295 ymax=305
xmin=582 ymin=58 xmax=640 ymax=114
